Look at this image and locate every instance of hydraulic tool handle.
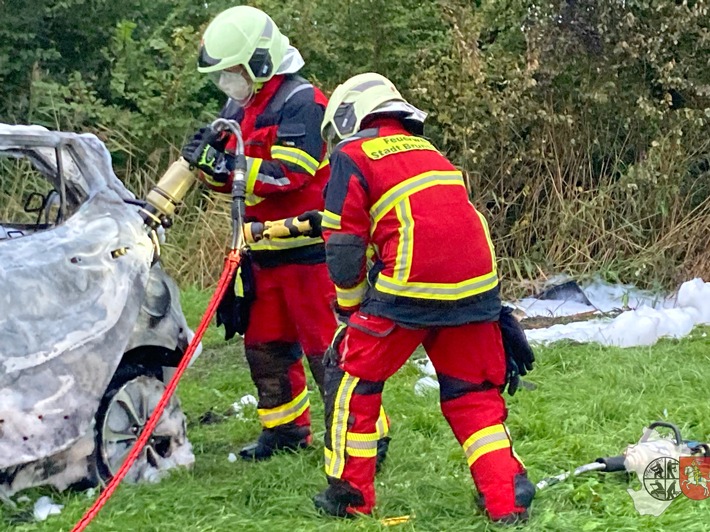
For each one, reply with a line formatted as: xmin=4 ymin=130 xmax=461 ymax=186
xmin=647 ymin=421 xmax=683 ymax=446
xmin=594 ymin=455 xmax=627 ymax=473
xmin=209 ymin=118 xmax=246 ymax=251
xmin=243 ymin=216 xmax=313 ymax=243
xmin=230 ymin=163 xmax=246 ymax=250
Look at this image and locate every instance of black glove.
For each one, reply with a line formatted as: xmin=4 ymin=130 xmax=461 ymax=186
xmin=323 ymin=317 xmax=348 ymax=367
xmin=181 ymin=126 xmax=234 ymax=181
xmin=216 ymin=250 xmax=255 ymax=341
xmin=296 ymin=210 xmax=323 ymax=238
xmin=498 ymin=306 xmax=535 ymax=396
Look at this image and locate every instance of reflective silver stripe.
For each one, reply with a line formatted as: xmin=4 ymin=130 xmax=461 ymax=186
xmin=329 ymin=373 xmax=359 ymax=478
xmin=462 ymin=424 xmax=510 ymax=466
xmin=345 ymin=437 xmax=379 ymax=450
xmin=394 ymin=199 xmax=414 ymax=282
xmin=284 ymin=83 xmax=310 ymax=103
xmin=336 ymin=281 xmax=367 ymax=308
xmin=375 ymin=407 xmax=389 ymax=437
xmin=375 ymin=270 xmax=498 ymax=299
xmin=271 ymin=146 xmax=319 ymax=175
xmin=262 ymin=18 xmax=273 ymax=39
xmin=257 ymin=172 xmax=291 ymax=186
xmin=321 ymin=209 xmax=341 ymax=230
xmin=370 ymin=171 xmax=464 ymax=225
xmin=353 ymin=79 xmax=387 ymax=92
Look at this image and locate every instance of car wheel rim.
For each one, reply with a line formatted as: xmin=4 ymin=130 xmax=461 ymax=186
xmin=100 ymin=375 xmax=183 ymax=478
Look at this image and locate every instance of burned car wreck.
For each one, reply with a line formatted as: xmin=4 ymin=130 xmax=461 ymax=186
xmin=0 ymin=125 xmax=198 ymax=499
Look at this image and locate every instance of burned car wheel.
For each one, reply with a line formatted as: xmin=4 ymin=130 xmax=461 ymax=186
xmin=94 ymin=364 xmax=189 ymax=483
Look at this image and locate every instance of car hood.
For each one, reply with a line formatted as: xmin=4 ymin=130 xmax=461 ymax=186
xmin=0 ymin=125 xmax=154 ymax=468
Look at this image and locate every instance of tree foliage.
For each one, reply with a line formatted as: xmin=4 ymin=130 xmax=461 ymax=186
xmin=1 ymin=0 xmax=708 ymax=289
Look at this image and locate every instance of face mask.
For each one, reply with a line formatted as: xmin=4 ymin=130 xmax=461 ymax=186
xmin=211 ymin=70 xmax=254 ymax=106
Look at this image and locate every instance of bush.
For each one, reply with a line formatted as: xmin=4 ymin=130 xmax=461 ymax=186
xmin=1 ymin=0 xmax=708 ymax=291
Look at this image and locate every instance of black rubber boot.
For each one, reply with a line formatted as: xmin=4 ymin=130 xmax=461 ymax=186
xmin=477 ymin=472 xmax=535 ymax=524
xmin=375 ymin=436 xmax=391 ymax=472
xmin=493 ymin=509 xmax=530 ymax=525
xmin=313 ymin=478 xmax=366 ymax=518
xmin=239 ymin=425 xmax=311 ymax=461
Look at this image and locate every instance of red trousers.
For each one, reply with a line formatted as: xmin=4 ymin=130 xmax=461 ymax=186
xmin=323 ymin=312 xmax=527 ymax=519
xmin=244 ymin=262 xmax=336 ymax=434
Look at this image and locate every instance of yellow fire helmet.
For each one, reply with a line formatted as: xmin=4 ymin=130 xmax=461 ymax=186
xmin=321 ymin=72 xmax=426 ymax=153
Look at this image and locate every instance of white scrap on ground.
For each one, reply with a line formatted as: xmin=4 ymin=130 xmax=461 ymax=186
xmin=413 ymin=278 xmax=710 ymax=395
xmin=232 ymin=394 xmax=258 ymax=420
xmin=523 ymin=278 xmax=710 ymax=347
xmin=33 ymin=496 xmax=63 ymax=521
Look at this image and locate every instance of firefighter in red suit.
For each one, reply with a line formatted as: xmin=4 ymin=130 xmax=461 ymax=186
xmin=181 ymin=7 xmax=390 ymax=461
xmin=312 ymin=73 xmax=535 ymax=523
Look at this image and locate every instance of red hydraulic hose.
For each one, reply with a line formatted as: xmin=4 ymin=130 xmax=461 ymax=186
xmin=71 ymin=249 xmax=242 ymax=532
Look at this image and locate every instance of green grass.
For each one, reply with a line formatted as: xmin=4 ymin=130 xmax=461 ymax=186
xmin=2 ymin=287 xmax=709 ymax=531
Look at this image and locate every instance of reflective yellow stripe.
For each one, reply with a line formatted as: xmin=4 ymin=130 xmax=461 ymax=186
xmin=393 ymin=199 xmax=414 ymax=282
xmin=245 ymin=193 xmax=265 ymax=206
xmin=271 ymin=146 xmax=319 ymax=175
xmin=235 ymin=266 xmax=245 ymax=297
xmin=463 ymin=424 xmax=510 ymax=467
xmin=344 ymin=406 xmax=388 ymax=457
xmin=257 ymin=387 xmax=310 ymax=428
xmin=504 ymin=424 xmax=525 ymax=468
xmin=336 ymin=279 xmax=367 ymax=308
xmin=373 ymin=185 xmax=497 ymax=301
xmin=201 ymin=173 xmax=227 ymax=189
xmin=318 ymin=157 xmax=329 ymax=169
xmin=326 ymin=373 xmax=359 ymax=478
xmin=321 ymin=209 xmax=341 ymax=230
xmin=324 ymin=447 xmax=334 ymax=474
xmin=376 ymin=406 xmax=389 ymax=437
xmin=370 ymin=170 xmax=465 ymax=229
xmin=476 ymin=208 xmax=497 ymax=273
xmin=245 ymin=157 xmax=262 ymax=194
xmin=375 ymin=270 xmax=498 ymax=301
xmin=347 ymin=431 xmax=381 ymax=442
xmin=249 ymin=235 xmax=324 ymax=251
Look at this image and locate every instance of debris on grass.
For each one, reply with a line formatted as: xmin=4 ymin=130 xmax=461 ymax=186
xmin=232 ymin=394 xmax=258 ymax=420
xmin=519 ymin=278 xmax=710 ymax=348
xmin=414 ymin=376 xmax=439 ymax=396
xmin=33 ymin=496 xmax=63 ymax=521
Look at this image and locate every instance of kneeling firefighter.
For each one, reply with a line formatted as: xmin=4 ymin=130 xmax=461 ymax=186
xmin=306 ymin=73 xmax=536 ymax=523
xmin=175 ymin=7 xmax=390 ymax=461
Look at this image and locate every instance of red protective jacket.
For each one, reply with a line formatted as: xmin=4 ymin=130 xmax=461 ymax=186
xmin=199 ymin=74 xmax=330 ymax=267
xmin=322 ymin=118 xmax=501 ymax=326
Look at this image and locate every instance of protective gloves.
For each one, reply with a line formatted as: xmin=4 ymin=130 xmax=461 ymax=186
xmin=498 ymin=306 xmax=535 ymax=396
xmin=181 ymin=126 xmax=235 ymax=181
xmin=296 ymin=210 xmax=323 ymax=238
xmin=216 ymin=250 xmax=256 ymax=341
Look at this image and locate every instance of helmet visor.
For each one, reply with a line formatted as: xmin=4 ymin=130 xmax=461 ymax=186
xmin=322 ymin=124 xmax=340 ymax=157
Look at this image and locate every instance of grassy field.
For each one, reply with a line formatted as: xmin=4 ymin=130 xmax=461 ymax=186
xmin=2 ymin=287 xmax=709 ymax=532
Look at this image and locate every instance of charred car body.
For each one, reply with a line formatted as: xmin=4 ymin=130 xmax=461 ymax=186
xmin=0 ymin=125 xmax=198 ymax=498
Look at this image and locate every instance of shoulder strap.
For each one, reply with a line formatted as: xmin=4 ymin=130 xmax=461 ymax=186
xmin=265 ymin=75 xmax=312 ymax=116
